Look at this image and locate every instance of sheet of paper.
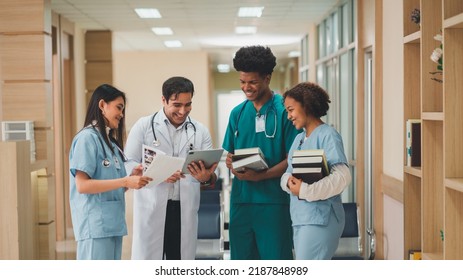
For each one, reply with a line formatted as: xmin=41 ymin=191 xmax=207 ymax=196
xmin=142 ymin=144 xmax=166 ymax=173
xmin=143 ymin=154 xmax=185 ymax=187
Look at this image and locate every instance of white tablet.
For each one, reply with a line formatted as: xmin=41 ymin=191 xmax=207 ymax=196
xmin=181 ymin=148 xmax=224 ymax=174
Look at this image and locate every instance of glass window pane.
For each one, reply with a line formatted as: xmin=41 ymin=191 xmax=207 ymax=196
xmin=316 ymin=64 xmax=325 ymax=87
xmin=318 ymin=22 xmax=325 ymax=58
xmin=333 ymin=12 xmax=339 ymax=52
xmin=342 ymin=3 xmax=349 ymax=47
xmin=325 ymin=17 xmax=332 ymax=55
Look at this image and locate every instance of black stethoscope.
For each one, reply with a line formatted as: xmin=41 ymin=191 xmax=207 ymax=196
xmin=92 ymin=127 xmax=127 ymax=167
xmin=234 ymin=94 xmax=277 ymax=138
xmin=150 ymin=112 xmax=197 ymax=150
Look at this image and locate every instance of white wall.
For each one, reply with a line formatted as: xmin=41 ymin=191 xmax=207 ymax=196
xmin=382 ymin=194 xmax=404 ymax=259
xmin=113 ymin=51 xmax=211 ymax=132
xmin=382 ymin=0 xmax=404 ymax=259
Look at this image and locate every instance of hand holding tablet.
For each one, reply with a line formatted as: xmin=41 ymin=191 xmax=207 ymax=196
xmin=181 ymin=148 xmax=224 ymax=174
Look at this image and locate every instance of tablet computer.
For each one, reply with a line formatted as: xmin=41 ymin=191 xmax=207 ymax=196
xmin=181 ymin=148 xmax=224 ymax=174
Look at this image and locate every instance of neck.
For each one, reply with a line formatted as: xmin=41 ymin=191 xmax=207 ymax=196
xmin=253 ymin=90 xmax=273 ymax=111
xmin=305 ymin=119 xmax=323 ymax=137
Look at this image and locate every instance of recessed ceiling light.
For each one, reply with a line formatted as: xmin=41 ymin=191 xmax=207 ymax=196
xmin=135 ymin=8 xmax=162 ymax=19
xmin=217 ymin=64 xmax=230 ymax=73
xmin=164 ymin=40 xmax=182 ymax=48
xmin=238 ymin=7 xmax=264 ymax=18
xmin=235 ymin=26 xmax=257 ymax=34
xmin=152 ymin=27 xmax=173 ymax=35
xmin=288 ymin=51 xmax=301 ymax=58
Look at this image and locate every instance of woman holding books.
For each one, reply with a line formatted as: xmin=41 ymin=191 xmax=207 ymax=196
xmin=280 ymin=82 xmax=352 ymax=260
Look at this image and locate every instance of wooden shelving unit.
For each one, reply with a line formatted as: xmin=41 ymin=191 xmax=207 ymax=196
xmin=443 ymin=0 xmax=463 ymax=260
xmin=403 ymin=0 xmax=463 ymax=260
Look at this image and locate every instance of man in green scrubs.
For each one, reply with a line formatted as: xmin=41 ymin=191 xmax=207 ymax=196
xmin=222 ymin=45 xmax=300 ymax=259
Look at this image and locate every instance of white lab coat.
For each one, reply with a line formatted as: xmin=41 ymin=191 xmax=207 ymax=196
xmin=125 ymin=109 xmax=213 ymax=259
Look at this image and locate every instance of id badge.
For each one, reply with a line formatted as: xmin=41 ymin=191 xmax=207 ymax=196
xmin=255 ymin=115 xmax=265 ymax=133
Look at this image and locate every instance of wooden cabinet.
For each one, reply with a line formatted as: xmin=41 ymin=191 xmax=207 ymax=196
xmin=0 ymin=141 xmax=35 ymax=259
xmin=403 ymin=0 xmax=463 ymax=260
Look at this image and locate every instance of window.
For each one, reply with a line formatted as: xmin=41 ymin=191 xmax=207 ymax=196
xmin=313 ymin=0 xmax=357 ymax=202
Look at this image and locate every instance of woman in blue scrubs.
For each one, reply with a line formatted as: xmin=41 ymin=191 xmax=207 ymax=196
xmin=69 ymin=84 xmax=152 ymax=260
xmin=280 ymin=82 xmax=352 ymax=260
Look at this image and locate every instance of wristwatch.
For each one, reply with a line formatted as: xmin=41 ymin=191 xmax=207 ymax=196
xmin=201 ymin=175 xmax=213 ymax=187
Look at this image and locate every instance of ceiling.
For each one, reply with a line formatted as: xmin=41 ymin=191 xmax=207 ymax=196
xmin=50 ymin=0 xmax=340 ymax=70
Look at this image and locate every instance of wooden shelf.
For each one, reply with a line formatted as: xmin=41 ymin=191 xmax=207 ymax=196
xmin=404 ymin=166 xmax=422 ymax=178
xmin=404 ymin=31 xmax=421 ymax=44
xmin=443 ymin=13 xmax=463 ymax=28
xmin=401 ymin=0 xmax=462 ymax=260
xmin=31 ymin=159 xmax=47 ymax=171
xmin=444 ymin=188 xmax=463 ymax=259
xmin=445 ymin=178 xmax=463 ymax=193
xmin=422 ymin=112 xmax=443 ymax=121
xmin=422 ymin=252 xmax=443 ymax=260
xmin=443 ymin=1 xmax=463 ymax=21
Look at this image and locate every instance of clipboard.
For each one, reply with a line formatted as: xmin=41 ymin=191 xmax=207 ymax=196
xmin=181 ymin=148 xmax=224 ymax=174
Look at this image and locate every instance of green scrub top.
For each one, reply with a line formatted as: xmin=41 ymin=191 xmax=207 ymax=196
xmin=222 ymin=93 xmax=301 ymax=204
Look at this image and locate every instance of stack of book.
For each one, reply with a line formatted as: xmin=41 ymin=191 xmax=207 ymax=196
xmin=232 ymin=147 xmax=269 ymax=172
xmin=291 ymin=149 xmax=329 ymax=184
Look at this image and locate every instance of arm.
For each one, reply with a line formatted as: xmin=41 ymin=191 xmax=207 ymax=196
xmin=75 ymin=170 xmax=152 ymax=194
xmin=184 ymin=123 xmax=218 ymax=186
xmin=280 ymin=172 xmax=292 ymax=194
xmin=287 ymin=163 xmax=351 ymax=201
xmin=231 ymin=156 xmax=288 ymax=182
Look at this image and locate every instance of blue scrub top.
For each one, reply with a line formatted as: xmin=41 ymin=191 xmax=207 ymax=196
xmin=286 ymin=124 xmax=348 ymax=226
xmin=222 ymin=93 xmax=300 ymax=204
xmin=69 ymin=127 xmax=128 ymax=241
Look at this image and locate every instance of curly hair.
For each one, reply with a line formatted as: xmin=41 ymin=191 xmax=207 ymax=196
xmin=283 ymin=82 xmax=330 ymax=118
xmin=233 ymin=45 xmax=276 ymax=76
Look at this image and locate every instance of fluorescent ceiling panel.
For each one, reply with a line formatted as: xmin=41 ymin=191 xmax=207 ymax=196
xmin=135 ymin=8 xmax=162 ymax=18
xmin=164 ymin=40 xmax=183 ymax=48
xmin=152 ymin=27 xmax=173 ymax=35
xmin=238 ymin=7 xmax=264 ymax=18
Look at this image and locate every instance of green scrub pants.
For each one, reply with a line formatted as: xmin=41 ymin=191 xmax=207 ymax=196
xmin=229 ymin=203 xmax=293 ymax=260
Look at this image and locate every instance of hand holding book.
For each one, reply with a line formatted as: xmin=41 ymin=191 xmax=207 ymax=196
xmin=287 ymin=175 xmax=303 ymax=196
xmin=291 ymin=149 xmax=329 ymax=184
xmin=231 ymin=147 xmax=269 ymax=172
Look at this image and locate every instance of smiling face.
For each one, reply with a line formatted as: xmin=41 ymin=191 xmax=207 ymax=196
xmin=162 ymin=92 xmax=193 ymax=127
xmin=284 ymin=96 xmax=307 ymax=130
xmin=239 ymin=72 xmax=272 ymax=103
xmin=100 ymin=96 xmax=125 ymax=129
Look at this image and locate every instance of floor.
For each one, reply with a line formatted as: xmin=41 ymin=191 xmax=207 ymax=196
xmin=121 ymin=184 xmax=230 ymax=260
xmin=55 ymin=174 xmax=231 ymax=260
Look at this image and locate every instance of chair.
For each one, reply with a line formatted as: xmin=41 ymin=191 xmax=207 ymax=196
xmin=332 ymin=202 xmax=364 ymax=260
xmin=195 ymin=179 xmax=224 ymax=259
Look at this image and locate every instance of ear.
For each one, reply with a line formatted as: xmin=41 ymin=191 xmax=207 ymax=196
xmin=161 ymin=96 xmax=167 ymax=105
xmin=98 ymin=99 xmax=106 ymax=110
xmin=265 ymin=74 xmax=272 ymax=83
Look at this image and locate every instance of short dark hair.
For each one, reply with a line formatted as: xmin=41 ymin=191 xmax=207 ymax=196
xmin=162 ymin=76 xmax=195 ymax=102
xmin=233 ymin=45 xmax=276 ymax=76
xmin=283 ymin=82 xmax=331 ymax=118
xmin=84 ymin=83 xmax=126 ymax=151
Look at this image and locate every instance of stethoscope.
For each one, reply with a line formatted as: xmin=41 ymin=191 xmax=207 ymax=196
xmin=150 ymin=112 xmax=197 ymax=150
xmin=92 ymin=127 xmax=127 ymax=168
xmin=234 ymin=94 xmax=277 ymax=138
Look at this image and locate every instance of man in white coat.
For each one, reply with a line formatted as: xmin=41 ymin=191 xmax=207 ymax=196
xmin=125 ymin=76 xmax=218 ymax=260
